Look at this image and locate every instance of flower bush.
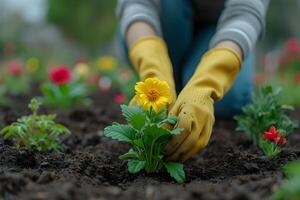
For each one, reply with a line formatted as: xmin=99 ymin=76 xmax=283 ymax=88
xmin=235 ymin=86 xmax=298 ymax=157
xmin=261 ymin=126 xmax=287 ymax=157
xmin=104 ymin=77 xmax=185 ymax=183
xmin=4 ymin=60 xmax=29 ymax=95
xmin=0 ymin=98 xmax=70 ymax=152
xmin=41 ymin=65 xmax=90 ymax=109
xmin=49 ymin=66 xmax=71 ymax=85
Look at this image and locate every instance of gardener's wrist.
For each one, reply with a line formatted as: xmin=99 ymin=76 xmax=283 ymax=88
xmin=214 ymin=40 xmax=243 ymax=59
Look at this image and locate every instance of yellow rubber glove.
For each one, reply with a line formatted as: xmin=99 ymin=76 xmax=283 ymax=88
xmin=164 ymin=48 xmax=242 ymax=162
xmin=129 ymin=36 xmax=176 ymax=106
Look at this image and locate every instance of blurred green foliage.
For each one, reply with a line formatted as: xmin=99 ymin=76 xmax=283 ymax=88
xmin=48 ymin=0 xmax=117 ymax=51
xmin=264 ymin=0 xmax=300 ymax=48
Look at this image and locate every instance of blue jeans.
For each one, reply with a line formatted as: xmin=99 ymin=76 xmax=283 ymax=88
xmin=161 ymin=0 xmax=254 ymax=118
xmin=122 ymin=0 xmax=254 ymax=118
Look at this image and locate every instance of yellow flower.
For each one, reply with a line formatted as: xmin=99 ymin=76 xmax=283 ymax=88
xmin=25 ymin=57 xmax=39 ymax=73
xmin=74 ymin=63 xmax=89 ymax=78
xmin=134 ymin=77 xmax=172 ymax=112
xmin=97 ymin=56 xmax=117 ymax=72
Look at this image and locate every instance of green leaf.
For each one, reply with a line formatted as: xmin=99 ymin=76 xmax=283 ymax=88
xmin=120 ymin=105 xmax=146 ymax=130
xmin=148 ymin=107 xmax=167 ymax=123
xmin=170 ymin=128 xmax=184 ymax=135
xmin=164 ymin=162 xmax=186 ymax=183
xmin=143 ymin=126 xmax=171 ymax=146
xmin=104 ymin=124 xmax=136 ymax=142
xmin=132 ymin=139 xmax=143 ymax=148
xmin=165 ymin=116 xmax=177 ymax=125
xmin=128 ymin=160 xmax=146 ymax=173
xmin=119 ymin=149 xmax=139 ymax=160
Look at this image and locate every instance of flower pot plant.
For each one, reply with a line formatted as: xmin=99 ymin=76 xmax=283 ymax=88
xmin=0 ymin=98 xmax=70 ymax=152
xmin=235 ymin=86 xmax=298 ymax=157
xmin=104 ymin=77 xmax=186 ymax=183
xmin=41 ymin=65 xmax=91 ymax=109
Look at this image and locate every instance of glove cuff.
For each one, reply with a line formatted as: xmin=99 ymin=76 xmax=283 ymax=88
xmin=203 ymin=47 xmax=242 ymax=70
xmin=129 ymin=36 xmax=168 ymax=55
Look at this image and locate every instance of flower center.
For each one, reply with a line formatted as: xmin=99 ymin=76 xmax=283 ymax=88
xmin=147 ymin=89 xmax=160 ymax=102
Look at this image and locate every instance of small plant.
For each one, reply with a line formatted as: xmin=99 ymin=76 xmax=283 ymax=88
xmin=234 ymin=86 xmax=298 ymax=156
xmin=272 ymin=161 xmax=300 ymax=200
xmin=104 ymin=78 xmax=186 ymax=183
xmin=41 ymin=65 xmax=91 ymax=109
xmin=4 ymin=61 xmax=29 ymax=95
xmin=0 ymin=98 xmax=70 ymax=151
xmin=260 ymin=126 xmax=287 ymax=157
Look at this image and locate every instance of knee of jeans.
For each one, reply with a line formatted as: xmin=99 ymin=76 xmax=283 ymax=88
xmin=230 ymin=84 xmax=252 ymax=113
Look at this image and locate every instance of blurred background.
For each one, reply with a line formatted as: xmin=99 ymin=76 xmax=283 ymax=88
xmin=0 ymin=0 xmax=300 ymax=104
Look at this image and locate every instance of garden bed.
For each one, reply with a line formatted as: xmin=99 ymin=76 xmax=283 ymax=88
xmin=1 ymin=92 xmax=300 ymax=200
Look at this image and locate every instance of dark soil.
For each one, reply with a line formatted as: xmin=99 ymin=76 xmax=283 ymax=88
xmin=1 ymin=92 xmax=300 ymax=200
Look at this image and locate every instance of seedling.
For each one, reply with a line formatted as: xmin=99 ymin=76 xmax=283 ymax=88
xmin=0 ymin=98 xmax=70 ymax=151
xmin=235 ymin=86 xmax=298 ymax=156
xmin=104 ymin=78 xmax=186 ymax=183
xmin=41 ymin=66 xmax=91 ymax=109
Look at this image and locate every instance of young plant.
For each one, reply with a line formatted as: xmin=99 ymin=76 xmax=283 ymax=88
xmin=272 ymin=161 xmax=300 ymax=200
xmin=104 ymin=78 xmax=186 ymax=183
xmin=4 ymin=61 xmax=29 ymax=95
xmin=234 ymin=86 xmax=298 ymax=156
xmin=0 ymin=98 xmax=70 ymax=151
xmin=41 ymin=65 xmax=91 ymax=109
xmin=260 ymin=126 xmax=287 ymax=157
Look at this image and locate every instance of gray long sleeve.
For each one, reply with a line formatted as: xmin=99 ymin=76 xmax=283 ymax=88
xmin=117 ymin=0 xmax=270 ymax=58
xmin=116 ymin=0 xmax=162 ymax=37
xmin=209 ymin=0 xmax=270 ymax=57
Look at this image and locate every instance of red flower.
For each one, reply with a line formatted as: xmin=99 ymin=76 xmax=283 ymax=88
xmin=114 ymin=93 xmax=126 ymax=104
xmin=263 ymin=126 xmax=280 ymax=143
xmin=49 ymin=66 xmax=71 ymax=85
xmin=7 ymin=61 xmax=23 ymax=76
xmin=278 ymin=134 xmax=287 ymax=146
xmin=287 ymin=37 xmax=300 ymax=54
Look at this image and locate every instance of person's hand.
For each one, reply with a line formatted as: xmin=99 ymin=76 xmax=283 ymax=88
xmin=164 ymin=47 xmax=242 ymax=162
xmin=128 ymin=36 xmax=177 ymax=108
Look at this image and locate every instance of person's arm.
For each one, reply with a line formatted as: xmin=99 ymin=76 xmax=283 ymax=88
xmin=214 ymin=40 xmax=243 ymax=58
xmin=210 ymin=0 xmax=270 ymax=59
xmin=164 ymin=0 xmax=270 ymax=162
xmin=117 ymin=0 xmax=177 ymax=106
xmin=126 ymin=22 xmax=157 ymax=47
xmin=117 ymin=0 xmax=162 ymax=47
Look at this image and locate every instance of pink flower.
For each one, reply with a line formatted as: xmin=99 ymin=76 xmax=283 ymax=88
xmin=287 ymin=37 xmax=300 ymax=54
xmin=114 ymin=93 xmax=126 ymax=104
xmin=263 ymin=126 xmax=280 ymax=143
xmin=49 ymin=66 xmax=71 ymax=85
xmin=7 ymin=61 xmax=23 ymax=76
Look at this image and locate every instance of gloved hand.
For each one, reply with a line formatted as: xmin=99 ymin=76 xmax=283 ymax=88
xmin=129 ymin=36 xmax=176 ymax=107
xmin=164 ymin=48 xmax=242 ymax=162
